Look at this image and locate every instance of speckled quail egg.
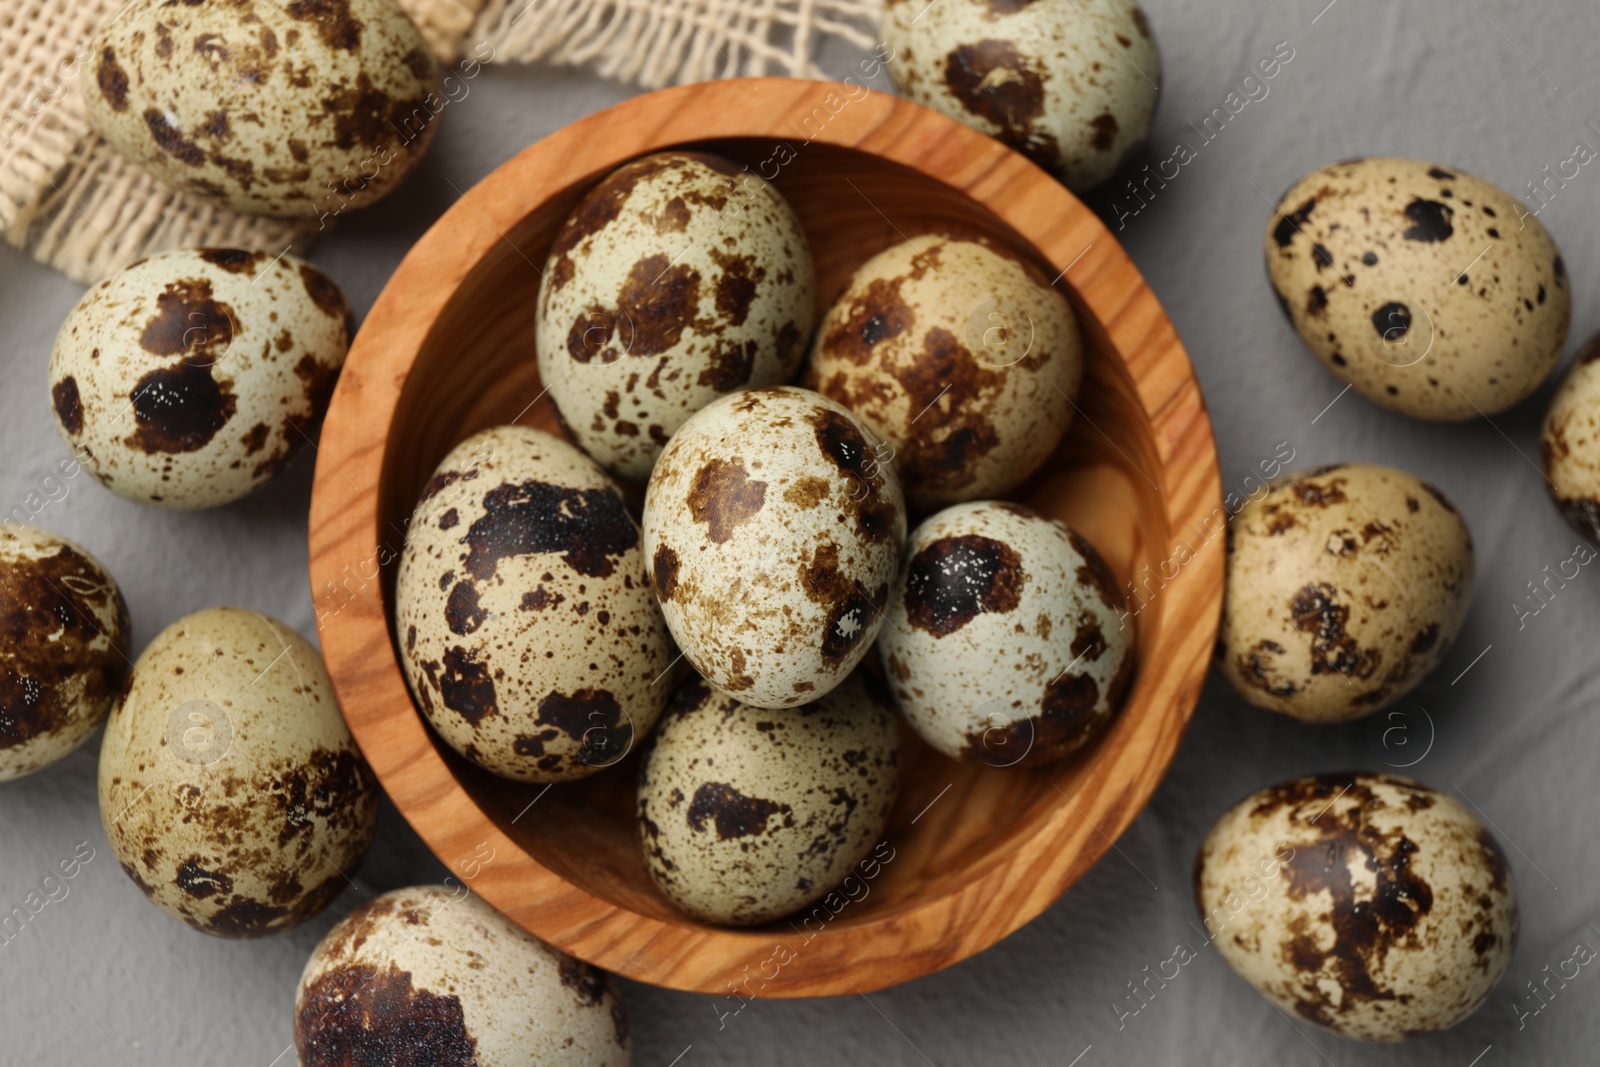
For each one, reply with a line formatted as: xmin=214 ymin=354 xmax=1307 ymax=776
xmin=296 ymin=886 xmax=630 ymax=1066
xmin=638 ymin=673 xmax=900 ymax=925
xmin=49 ymin=247 xmax=351 ymax=508
xmin=1219 ymin=464 xmax=1473 ymax=723
xmin=1196 ymin=772 xmax=1518 ymax=1041
xmin=98 ymin=608 xmax=376 ymax=936
xmin=1265 ymin=157 xmax=1570 ymax=420
xmin=877 ymin=501 xmax=1133 ymax=767
xmin=85 ymin=0 xmax=439 ymax=217
xmin=642 ymin=386 xmax=906 ymax=708
xmin=881 ymin=0 xmax=1160 ymax=189
xmin=804 ymin=235 xmax=1080 ymax=512
xmin=1540 ymin=331 xmax=1600 ymax=542
xmin=537 ymin=152 xmax=815 ymax=481
xmin=396 ymin=425 xmax=673 ymax=782
xmin=0 ymin=525 xmax=129 ymax=782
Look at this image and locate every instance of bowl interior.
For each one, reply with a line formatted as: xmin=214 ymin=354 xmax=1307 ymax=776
xmin=377 ymin=140 xmax=1172 ymax=932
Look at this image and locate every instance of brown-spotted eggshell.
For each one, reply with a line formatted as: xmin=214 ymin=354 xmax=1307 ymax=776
xmin=1540 ymin=330 xmax=1600 ymax=542
xmin=1196 ymin=772 xmax=1518 ymax=1042
xmin=295 ymin=886 xmax=630 ymax=1066
xmin=878 ymin=501 xmax=1133 ymax=766
xmin=881 ymin=0 xmax=1160 ymax=189
xmin=804 ymin=235 xmax=1081 ymax=512
xmin=97 ymin=608 xmax=376 ymax=937
xmin=1219 ymin=464 xmax=1473 ymax=722
xmin=637 ymin=673 xmax=900 ymax=925
xmin=642 ymin=386 xmax=906 ymax=709
xmin=537 ymin=152 xmax=815 ymax=481
xmin=1265 ymin=158 xmax=1570 ymax=420
xmin=84 ymin=0 xmax=440 ymax=217
xmin=396 ymin=425 xmax=673 ymax=782
xmin=0 ymin=525 xmax=130 ymax=782
xmin=49 ymin=248 xmax=351 ymax=509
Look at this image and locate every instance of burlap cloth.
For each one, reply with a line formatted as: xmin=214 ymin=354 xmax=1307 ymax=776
xmin=0 ymin=0 xmax=879 ymax=284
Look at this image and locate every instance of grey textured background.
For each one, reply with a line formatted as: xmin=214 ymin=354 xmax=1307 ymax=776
xmin=4 ymin=0 xmax=1600 ymax=1063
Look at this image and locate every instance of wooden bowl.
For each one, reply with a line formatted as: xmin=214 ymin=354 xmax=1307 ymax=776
xmin=309 ymin=79 xmax=1222 ymax=997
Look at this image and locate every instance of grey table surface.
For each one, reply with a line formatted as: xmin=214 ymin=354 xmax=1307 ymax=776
xmin=4 ymin=0 xmax=1600 ymax=1063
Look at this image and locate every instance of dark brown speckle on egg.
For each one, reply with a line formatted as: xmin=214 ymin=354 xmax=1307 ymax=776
xmin=637 ymin=673 xmax=899 ymax=924
xmin=1196 ymin=773 xmax=1517 ymax=1040
xmin=394 ymin=426 xmax=672 ymax=784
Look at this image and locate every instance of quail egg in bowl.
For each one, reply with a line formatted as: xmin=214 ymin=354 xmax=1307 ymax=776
xmin=638 ymin=672 xmax=900 ymax=925
xmin=642 ymin=386 xmax=906 ymax=708
xmin=537 ymin=152 xmax=815 ymax=481
xmin=396 ymin=425 xmax=674 ymax=782
xmin=878 ymin=500 xmax=1134 ymax=766
xmin=805 ymin=235 xmax=1082 ymax=512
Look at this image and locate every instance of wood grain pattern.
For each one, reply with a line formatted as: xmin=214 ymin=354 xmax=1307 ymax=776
xmin=308 ymin=79 xmax=1223 ymax=997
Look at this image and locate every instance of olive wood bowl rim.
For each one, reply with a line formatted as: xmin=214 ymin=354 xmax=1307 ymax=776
xmin=308 ymin=78 xmax=1223 ymax=998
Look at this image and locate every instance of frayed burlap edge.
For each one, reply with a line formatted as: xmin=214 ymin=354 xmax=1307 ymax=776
xmin=472 ymin=0 xmax=881 ymax=87
xmin=0 ymin=0 xmax=877 ymax=285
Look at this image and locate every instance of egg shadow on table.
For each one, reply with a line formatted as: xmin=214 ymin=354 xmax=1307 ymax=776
xmin=1078 ymin=138 xmax=1183 ymax=241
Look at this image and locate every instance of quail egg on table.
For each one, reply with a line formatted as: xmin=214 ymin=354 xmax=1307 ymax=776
xmin=396 ymin=425 xmax=673 ymax=782
xmin=804 ymin=235 xmax=1081 ymax=512
xmin=638 ymin=673 xmax=900 ymax=925
xmin=1219 ymin=463 xmax=1473 ymax=723
xmin=0 ymin=525 xmax=130 ymax=782
xmin=1540 ymin=330 xmax=1600 ymax=542
xmin=49 ymin=247 xmax=352 ymax=508
xmin=880 ymin=0 xmax=1160 ymax=189
xmin=1265 ymin=157 xmax=1570 ymax=419
xmin=642 ymin=386 xmax=906 ymax=708
xmin=98 ymin=608 xmax=377 ymax=936
xmin=537 ymin=151 xmax=815 ymax=481
xmin=296 ymin=886 xmax=631 ymax=1066
xmin=1195 ymin=772 xmax=1518 ymax=1041
xmin=877 ymin=501 xmax=1133 ymax=767
xmin=84 ymin=0 xmax=440 ymax=216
